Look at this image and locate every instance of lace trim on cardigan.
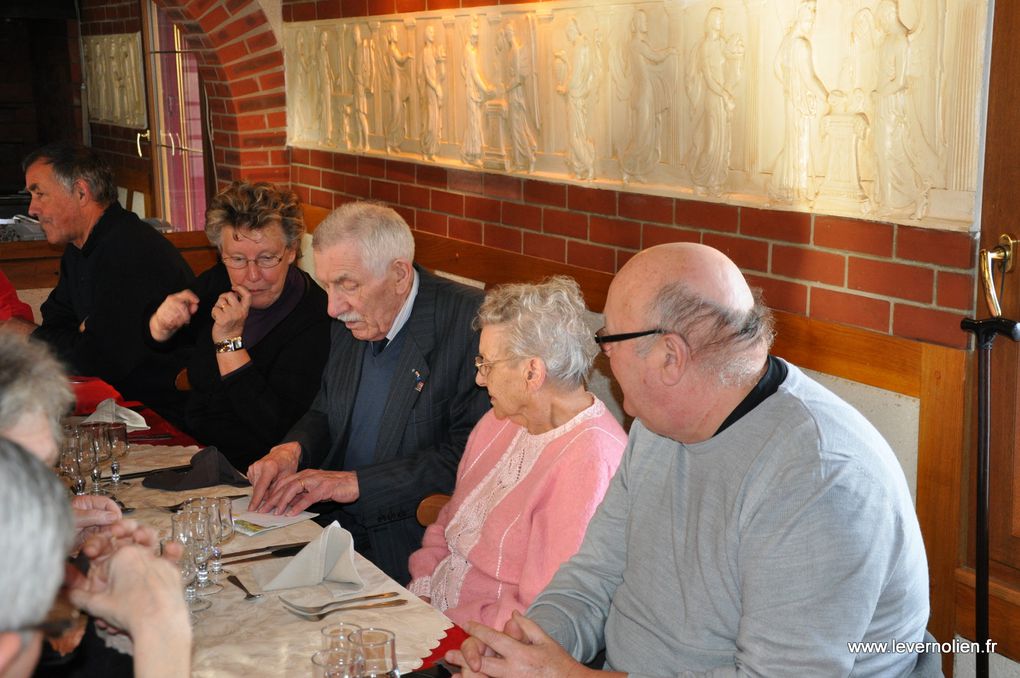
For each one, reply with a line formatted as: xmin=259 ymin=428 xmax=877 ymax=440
xmin=429 ymin=397 xmax=606 ymax=612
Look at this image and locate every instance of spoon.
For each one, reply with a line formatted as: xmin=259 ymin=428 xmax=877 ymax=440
xmin=227 ymin=575 xmax=262 ymax=601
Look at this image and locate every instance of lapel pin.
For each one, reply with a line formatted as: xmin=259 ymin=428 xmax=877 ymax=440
xmin=413 ymin=369 xmax=425 ymax=392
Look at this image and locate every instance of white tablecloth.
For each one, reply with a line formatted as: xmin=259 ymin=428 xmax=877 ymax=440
xmin=102 ymin=444 xmax=454 ymax=675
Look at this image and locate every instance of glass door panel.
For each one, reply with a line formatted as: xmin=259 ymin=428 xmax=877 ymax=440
xmin=146 ymin=6 xmax=206 ymax=231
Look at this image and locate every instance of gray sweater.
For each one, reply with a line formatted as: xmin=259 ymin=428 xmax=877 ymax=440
xmin=528 ymin=361 xmax=929 ymax=677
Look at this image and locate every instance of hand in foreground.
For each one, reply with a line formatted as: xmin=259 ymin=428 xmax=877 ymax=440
xmin=69 ymin=544 xmax=192 ymax=676
xmin=149 ymin=289 xmax=199 ymax=342
xmin=447 ymin=612 xmax=597 ymax=678
xmin=255 ymin=469 xmax=359 ymax=516
xmin=210 ymin=285 xmax=252 ymax=342
xmin=70 ymin=494 xmax=122 ymax=553
xmin=247 ymin=442 xmax=302 ymax=511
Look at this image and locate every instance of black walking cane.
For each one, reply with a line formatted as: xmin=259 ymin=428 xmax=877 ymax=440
xmin=960 ymin=234 xmax=1020 ymax=678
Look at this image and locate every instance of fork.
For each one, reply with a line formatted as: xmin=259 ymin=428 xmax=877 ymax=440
xmin=279 ymin=590 xmax=399 ymax=614
xmin=283 ymin=598 xmax=407 ymax=621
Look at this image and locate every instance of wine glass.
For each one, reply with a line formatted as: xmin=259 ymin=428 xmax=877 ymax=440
xmin=188 ymin=505 xmax=222 ymax=595
xmin=79 ymin=423 xmax=110 ymax=496
xmin=106 ymin=422 xmax=130 ymax=487
xmin=172 ymin=511 xmax=211 ymax=614
xmin=59 ymin=428 xmax=85 ymax=495
xmin=352 ymin=628 xmax=399 ymax=678
xmin=213 ymin=496 xmax=235 ymax=577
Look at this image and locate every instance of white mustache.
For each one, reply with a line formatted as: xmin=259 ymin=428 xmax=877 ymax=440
xmin=336 ymin=312 xmax=363 ymax=323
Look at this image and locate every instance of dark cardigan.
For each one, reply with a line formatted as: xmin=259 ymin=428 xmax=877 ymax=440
xmin=171 ymin=263 xmax=330 ymax=469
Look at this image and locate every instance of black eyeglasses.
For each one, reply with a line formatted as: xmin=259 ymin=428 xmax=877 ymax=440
xmin=594 ymin=327 xmax=665 ymax=354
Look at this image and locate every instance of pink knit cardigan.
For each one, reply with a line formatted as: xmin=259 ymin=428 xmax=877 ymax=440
xmin=407 ymin=397 xmax=626 ymax=629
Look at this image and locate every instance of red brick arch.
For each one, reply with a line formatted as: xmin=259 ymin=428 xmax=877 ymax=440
xmin=155 ymin=0 xmax=289 ymax=185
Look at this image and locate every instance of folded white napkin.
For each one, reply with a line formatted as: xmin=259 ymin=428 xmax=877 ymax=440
xmin=82 ymin=398 xmax=149 ymax=431
xmin=251 ymin=522 xmax=365 ymax=593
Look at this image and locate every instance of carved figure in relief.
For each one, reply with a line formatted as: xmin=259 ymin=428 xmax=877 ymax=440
xmin=122 ymin=39 xmax=142 ymax=125
xmin=499 ymin=22 xmax=539 ymax=172
xmin=837 ymin=8 xmax=878 ymax=184
xmin=384 ymin=24 xmax=414 ymax=153
xmin=461 ymin=17 xmax=495 ymax=167
xmin=686 ymin=7 xmax=744 ymax=196
xmin=420 ymin=25 xmax=446 ymax=161
xmin=294 ymin=32 xmax=316 ymax=141
xmin=768 ymin=0 xmax=828 ymax=204
xmin=319 ymin=31 xmax=340 ymax=145
xmin=349 ymin=24 xmax=376 ymax=152
xmin=94 ymin=41 xmax=111 ymax=121
xmin=613 ymin=9 xmax=678 ymax=184
xmin=83 ymin=43 xmax=97 ymax=118
xmin=873 ymin=0 xmax=934 ymax=219
xmin=555 ymin=18 xmax=600 ymax=180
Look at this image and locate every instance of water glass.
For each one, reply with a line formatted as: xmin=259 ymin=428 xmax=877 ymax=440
xmin=106 ymin=422 xmax=130 ymax=486
xmin=322 ymin=622 xmax=363 ymax=650
xmin=79 ymin=423 xmax=110 ymax=496
xmin=311 ymin=649 xmax=360 ymax=678
xmin=352 ymin=628 xmax=399 ymax=678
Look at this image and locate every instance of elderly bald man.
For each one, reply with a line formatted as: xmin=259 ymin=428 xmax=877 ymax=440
xmin=449 ymin=243 xmax=930 ymax=677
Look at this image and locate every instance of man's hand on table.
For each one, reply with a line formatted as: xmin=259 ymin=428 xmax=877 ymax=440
xmin=247 ymin=442 xmax=302 ymax=510
xmin=70 ymin=494 xmax=122 ymax=554
xmin=447 ymin=612 xmax=615 ymax=678
xmin=254 ymin=469 xmax=360 ymax=516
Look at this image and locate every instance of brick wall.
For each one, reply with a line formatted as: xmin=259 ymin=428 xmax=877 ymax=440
xmin=288 ymin=150 xmax=978 ymax=349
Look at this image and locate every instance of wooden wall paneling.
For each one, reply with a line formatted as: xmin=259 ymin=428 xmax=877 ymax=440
xmin=918 ymin=344 xmax=971 ymax=675
xmin=956 ymin=568 xmax=1020 ymax=660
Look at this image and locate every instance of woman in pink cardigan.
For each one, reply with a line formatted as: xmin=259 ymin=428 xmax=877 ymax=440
xmin=407 ymin=276 xmax=626 ymax=629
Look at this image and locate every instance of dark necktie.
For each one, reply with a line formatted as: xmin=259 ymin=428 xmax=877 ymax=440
xmin=372 ymin=338 xmax=389 ymax=356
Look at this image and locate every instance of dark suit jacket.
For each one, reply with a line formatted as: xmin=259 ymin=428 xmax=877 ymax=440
xmin=285 ymin=267 xmax=489 ymax=582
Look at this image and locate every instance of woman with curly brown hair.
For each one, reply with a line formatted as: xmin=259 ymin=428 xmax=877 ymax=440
xmin=148 ymin=182 xmax=330 ymax=468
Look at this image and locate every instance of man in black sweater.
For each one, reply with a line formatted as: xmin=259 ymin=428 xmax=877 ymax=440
xmin=10 ymin=142 xmax=193 ymax=420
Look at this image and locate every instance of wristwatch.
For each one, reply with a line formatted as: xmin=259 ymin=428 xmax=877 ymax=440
xmin=214 ymin=336 xmax=244 ymax=353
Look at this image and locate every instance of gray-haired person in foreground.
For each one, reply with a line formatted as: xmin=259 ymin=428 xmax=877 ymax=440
xmin=0 ymin=438 xmax=73 ymax=678
xmin=0 ymin=437 xmax=191 ymax=678
xmin=449 ymin=242 xmax=932 ymax=677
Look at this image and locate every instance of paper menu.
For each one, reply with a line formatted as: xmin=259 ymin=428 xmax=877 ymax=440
xmin=230 ymin=497 xmax=317 ymax=536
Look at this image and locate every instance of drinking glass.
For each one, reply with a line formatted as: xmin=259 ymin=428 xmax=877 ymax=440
xmin=352 ymin=628 xmax=399 ymax=678
xmin=311 ymin=649 xmax=360 ymax=678
xmin=322 ymin=622 xmax=363 ymax=650
xmin=188 ymin=505 xmax=222 ymax=595
xmin=79 ymin=424 xmax=110 ymax=496
xmin=214 ymin=496 xmax=235 ymax=576
xmin=59 ymin=430 xmax=85 ymax=495
xmin=106 ymin=422 xmax=130 ymax=487
xmin=172 ymin=512 xmax=211 ymax=614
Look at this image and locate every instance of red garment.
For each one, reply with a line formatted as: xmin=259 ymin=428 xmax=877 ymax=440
xmin=0 ymin=270 xmax=33 ymax=323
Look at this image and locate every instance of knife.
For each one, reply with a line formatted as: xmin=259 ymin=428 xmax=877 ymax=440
xmin=118 ymin=464 xmax=191 ymax=481
xmin=224 ymin=544 xmax=306 ymax=565
xmin=220 ymin=541 xmax=310 ymax=561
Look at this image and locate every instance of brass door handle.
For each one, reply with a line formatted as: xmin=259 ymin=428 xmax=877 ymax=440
xmin=979 ymin=234 xmax=1017 ymax=317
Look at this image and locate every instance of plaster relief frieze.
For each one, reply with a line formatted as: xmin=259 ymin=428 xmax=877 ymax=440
xmin=84 ymin=33 xmax=147 ymax=129
xmin=283 ymin=0 xmax=989 ymax=230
